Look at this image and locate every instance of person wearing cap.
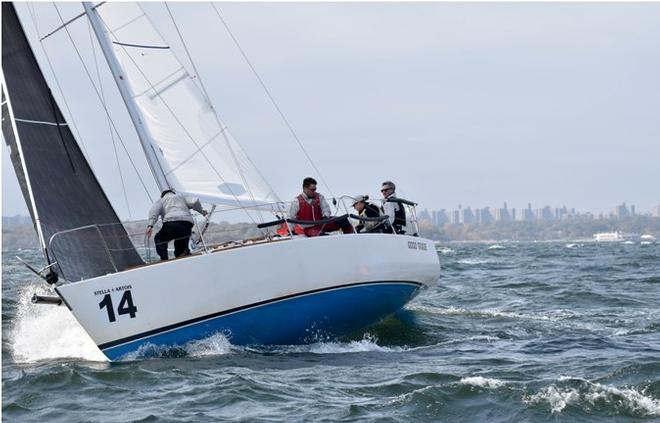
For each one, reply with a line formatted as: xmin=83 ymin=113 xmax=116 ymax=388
xmin=288 ymin=177 xmax=354 ymax=237
xmin=380 ymin=180 xmax=407 ymax=234
xmin=146 ymin=189 xmax=208 ymax=260
xmin=352 ymin=195 xmax=383 ymax=233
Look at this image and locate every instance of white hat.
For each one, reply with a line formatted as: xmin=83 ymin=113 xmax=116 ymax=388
xmin=352 ymin=195 xmax=368 ymax=206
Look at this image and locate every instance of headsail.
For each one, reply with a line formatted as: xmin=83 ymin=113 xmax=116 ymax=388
xmin=91 ymin=3 xmax=281 ymax=210
xmin=1 ymin=3 xmax=144 ymax=281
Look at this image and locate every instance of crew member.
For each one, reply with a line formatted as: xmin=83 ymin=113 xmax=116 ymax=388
xmin=352 ymin=195 xmax=384 ymax=233
xmin=146 ymin=189 xmax=207 ymax=260
xmin=288 ymin=177 xmax=354 ymax=237
xmin=380 ymin=180 xmax=407 ymax=234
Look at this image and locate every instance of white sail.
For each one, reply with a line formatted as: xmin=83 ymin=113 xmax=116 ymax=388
xmin=95 ymin=3 xmax=280 ymax=210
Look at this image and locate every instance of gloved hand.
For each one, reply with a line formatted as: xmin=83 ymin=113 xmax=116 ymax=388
xmin=201 ymin=209 xmax=209 ymax=216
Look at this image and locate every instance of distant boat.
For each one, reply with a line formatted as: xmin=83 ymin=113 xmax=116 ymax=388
xmin=640 ymin=234 xmax=657 ymax=245
xmin=593 ymin=232 xmax=640 ymax=243
xmin=593 ymin=232 xmax=624 ymax=242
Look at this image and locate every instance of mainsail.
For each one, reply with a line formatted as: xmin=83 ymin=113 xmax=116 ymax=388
xmin=1 ymin=3 xmax=144 ymax=281
xmin=91 ymin=3 xmax=280 ymax=210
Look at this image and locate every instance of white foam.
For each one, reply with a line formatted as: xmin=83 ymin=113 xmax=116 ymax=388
xmin=408 ymin=305 xmax=574 ymax=323
xmin=460 ymin=376 xmax=505 ymax=389
xmin=457 ymin=258 xmax=491 ymax=265
xmin=285 ymin=334 xmax=405 ymax=354
xmin=184 ymin=333 xmax=234 ymax=357
xmin=525 ymin=377 xmax=660 ymax=416
xmin=119 ymin=333 xmax=235 ymax=361
xmin=437 ymin=247 xmax=454 ymax=255
xmin=308 ymin=339 xmax=402 ymax=354
xmin=10 ymin=285 xmax=107 ymax=363
xmin=488 ymin=244 xmax=506 ymax=250
xmin=584 ymin=383 xmax=660 ymax=416
xmin=525 ymin=385 xmax=580 ymax=413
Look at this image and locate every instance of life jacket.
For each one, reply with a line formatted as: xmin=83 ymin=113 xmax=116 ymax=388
xmin=296 ymin=193 xmax=322 ymax=221
xmin=382 ymin=196 xmax=407 ymax=234
xmin=297 ymin=193 xmax=323 ymax=237
xmin=392 ymin=200 xmax=407 ymax=231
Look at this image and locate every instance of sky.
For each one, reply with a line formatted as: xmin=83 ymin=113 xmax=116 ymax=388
xmin=2 ymin=2 xmax=660 ymax=221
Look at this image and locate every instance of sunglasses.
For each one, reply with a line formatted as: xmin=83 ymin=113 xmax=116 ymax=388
xmin=381 ymin=188 xmax=391 ymax=193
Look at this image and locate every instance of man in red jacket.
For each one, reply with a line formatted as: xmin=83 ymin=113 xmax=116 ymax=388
xmin=288 ymin=177 xmax=354 ymax=237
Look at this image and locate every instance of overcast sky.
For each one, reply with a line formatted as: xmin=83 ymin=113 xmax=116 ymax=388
xmin=3 ymin=2 xmax=659 ymax=220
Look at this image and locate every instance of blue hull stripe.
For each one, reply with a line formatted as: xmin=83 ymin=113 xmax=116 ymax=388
xmin=101 ymin=281 xmax=421 ymax=360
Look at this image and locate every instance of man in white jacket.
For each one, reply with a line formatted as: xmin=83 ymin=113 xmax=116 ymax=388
xmin=380 ymin=181 xmax=407 ymax=234
xmin=146 ymin=190 xmax=207 ymax=260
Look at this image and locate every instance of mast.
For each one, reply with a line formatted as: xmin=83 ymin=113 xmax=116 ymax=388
xmin=82 ymin=1 xmax=170 ymax=192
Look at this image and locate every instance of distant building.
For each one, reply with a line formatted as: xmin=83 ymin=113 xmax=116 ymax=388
xmin=459 ymin=206 xmax=475 ymax=224
xmin=480 ymin=207 xmax=494 ymax=224
xmin=611 ymin=202 xmax=631 ymax=219
xmin=535 ymin=206 xmax=554 ymax=221
xmin=418 ymin=208 xmax=432 ymax=222
xmin=517 ymin=202 xmax=534 ymax=221
xmin=450 ymin=209 xmax=460 ymax=225
xmin=494 ymin=202 xmax=512 ymax=222
xmin=653 ymin=205 xmax=660 ymax=218
xmin=432 ymin=209 xmax=449 ymax=226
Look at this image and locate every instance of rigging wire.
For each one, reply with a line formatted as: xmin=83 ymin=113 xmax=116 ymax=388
xmin=97 ymin=10 xmax=263 ymax=226
xmin=25 ymin=4 xmax=91 ymax=163
xmin=210 ymin=3 xmax=336 ymax=200
xmin=86 ymin=17 xmax=133 ymax=220
xmin=162 ymin=2 xmax=279 ymax=224
xmin=50 ymin=3 xmax=154 ymax=203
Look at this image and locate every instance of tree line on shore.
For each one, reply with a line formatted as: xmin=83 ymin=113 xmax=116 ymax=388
xmin=418 ymin=215 xmax=660 ymax=241
xmin=2 ymin=215 xmax=659 ymax=250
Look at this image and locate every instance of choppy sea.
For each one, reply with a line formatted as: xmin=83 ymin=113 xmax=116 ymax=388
xmin=2 ymin=242 xmax=659 ymax=422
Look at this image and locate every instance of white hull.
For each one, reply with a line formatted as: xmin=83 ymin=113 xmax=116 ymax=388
xmin=57 ymin=234 xmax=440 ymax=359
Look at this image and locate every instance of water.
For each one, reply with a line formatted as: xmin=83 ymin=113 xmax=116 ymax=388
xmin=3 ymin=243 xmax=659 ymax=422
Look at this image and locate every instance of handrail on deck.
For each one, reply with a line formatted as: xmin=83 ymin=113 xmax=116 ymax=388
xmin=257 ymin=214 xmax=352 ymax=229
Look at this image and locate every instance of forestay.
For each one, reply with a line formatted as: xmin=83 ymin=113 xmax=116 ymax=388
xmin=95 ymin=3 xmax=280 ymax=211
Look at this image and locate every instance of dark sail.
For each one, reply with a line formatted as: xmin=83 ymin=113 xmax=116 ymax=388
xmin=2 ymin=3 xmax=144 ymax=281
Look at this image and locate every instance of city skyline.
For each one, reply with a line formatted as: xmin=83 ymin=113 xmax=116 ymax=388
xmin=418 ymin=201 xmax=660 ymax=227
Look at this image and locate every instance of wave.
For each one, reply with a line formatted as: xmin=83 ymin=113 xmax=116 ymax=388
xmin=457 ymin=258 xmax=492 ymax=265
xmin=119 ymin=333 xmax=404 ymax=360
xmin=524 ymin=376 xmax=660 ymax=416
xmin=459 ymin=376 xmax=505 ymax=389
xmin=120 ymin=333 xmax=235 ymax=361
xmin=488 ymin=245 xmax=506 ymax=250
xmin=437 ymin=247 xmax=454 ymax=255
xmin=275 ymin=334 xmax=406 ymax=354
xmin=408 ymin=304 xmax=576 ymax=322
xmin=565 ymin=243 xmax=585 ymax=249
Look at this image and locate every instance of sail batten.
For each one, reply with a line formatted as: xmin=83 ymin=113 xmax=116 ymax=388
xmin=2 ymin=3 xmax=144 ymax=281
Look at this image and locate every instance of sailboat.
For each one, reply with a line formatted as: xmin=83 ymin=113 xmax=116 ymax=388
xmin=2 ymin=2 xmax=440 ymax=361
